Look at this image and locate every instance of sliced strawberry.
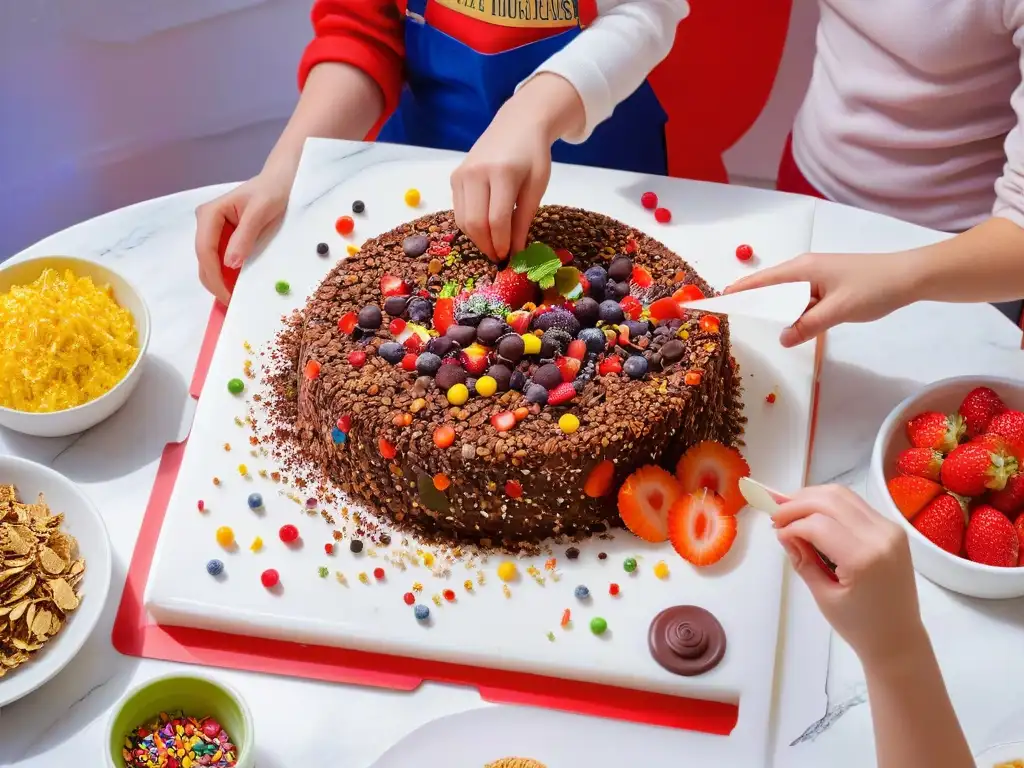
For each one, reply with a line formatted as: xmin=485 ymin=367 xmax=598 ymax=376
xmin=886 ymin=476 xmax=943 ymax=519
xmin=432 ymin=297 xmax=455 ymax=336
xmin=631 ymin=265 xmax=653 ymax=288
xmin=458 ymin=343 xmax=490 ymax=375
xmin=619 ymin=295 xmax=643 ymax=320
xmin=895 ymin=447 xmax=944 ymax=482
xmin=584 ymin=459 xmax=616 ymax=498
xmin=958 ymin=386 xmax=1007 ymax=438
xmin=913 ymin=493 xmax=967 ymax=555
xmin=989 ymin=472 xmax=1024 ymax=515
xmin=338 ymin=311 xmax=358 ymax=334
xmin=566 ymin=339 xmax=587 ymax=361
xmin=598 ymin=356 xmax=622 ymax=376
xmin=649 ymin=297 xmax=683 ymax=322
xmin=906 ymin=411 xmax=964 ymax=453
xmin=617 ymin=465 xmax=681 ymax=542
xmin=380 ymin=275 xmax=410 ymax=297
xmin=547 ymin=382 xmax=576 ymax=406
xmin=673 ymin=284 xmax=706 ymax=303
xmin=505 ymin=310 xmax=532 ymax=335
xmin=403 ymin=334 xmax=423 ymax=354
xmin=668 ymin=490 xmax=738 ymax=566
xmin=556 ymin=356 xmax=581 ymax=382
xmin=490 ymin=411 xmax=517 ymax=432
xmin=674 ymin=441 xmax=750 ymax=515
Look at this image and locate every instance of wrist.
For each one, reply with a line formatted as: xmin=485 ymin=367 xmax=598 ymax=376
xmin=859 ymin=620 xmax=933 ymax=679
xmin=508 ymin=72 xmax=585 ymax=144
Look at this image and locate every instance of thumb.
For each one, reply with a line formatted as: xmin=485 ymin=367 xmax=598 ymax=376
xmin=779 ymin=299 xmax=837 ymax=347
xmin=224 ymin=203 xmax=277 ymax=269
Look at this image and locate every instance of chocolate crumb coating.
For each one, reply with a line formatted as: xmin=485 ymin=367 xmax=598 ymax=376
xmin=648 ymin=605 xmax=727 ymax=676
xmin=264 ymin=206 xmax=745 ymax=551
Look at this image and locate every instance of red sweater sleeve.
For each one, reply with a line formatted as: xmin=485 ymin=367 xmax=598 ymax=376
xmin=298 ymin=0 xmax=405 ymax=129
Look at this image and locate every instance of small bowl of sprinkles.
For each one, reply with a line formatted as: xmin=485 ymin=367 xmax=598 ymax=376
xmin=107 ymin=673 xmax=253 ymax=768
xmin=0 ymin=255 xmax=150 ymax=437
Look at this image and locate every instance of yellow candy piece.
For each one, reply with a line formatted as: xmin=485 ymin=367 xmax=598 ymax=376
xmin=422 ymin=552 xmax=435 ymax=566
xmin=497 ymin=561 xmax=518 ymax=582
xmin=250 ymin=536 xmax=263 ymax=552
xmin=215 ymin=526 xmax=234 ymax=547
xmin=404 ymin=188 xmax=421 ymax=207
xmin=475 ymin=376 xmax=497 ymax=397
xmin=237 ymin=463 xmax=248 ymax=476
xmin=654 ymin=561 xmax=670 ymax=579
xmin=521 ymin=333 xmax=541 ymax=355
xmin=558 ymin=414 xmax=580 ymax=434
xmin=447 ymin=383 xmax=469 ymax=406
xmin=346 ymin=244 xmax=360 ymax=256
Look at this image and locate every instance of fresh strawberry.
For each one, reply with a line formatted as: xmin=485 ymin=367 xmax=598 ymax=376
xmin=338 ymin=311 xmax=358 ymax=334
xmin=989 ymin=472 xmax=1024 ymax=515
xmin=578 ymin=274 xmax=590 ymax=296
xmin=673 ymin=284 xmax=706 ymax=303
xmin=490 ymin=411 xmax=517 ymax=432
xmin=619 ymin=295 xmax=643 ymax=320
xmin=555 ymin=248 xmax=574 ymax=265
xmin=973 ymin=433 xmax=1011 ymax=454
xmin=1015 ymin=515 xmax=1024 ymax=566
xmin=940 ymin=442 xmax=1017 ymax=496
xmin=965 ymin=504 xmax=1019 ymax=567
xmin=505 ymin=310 xmax=532 ymax=335
xmin=598 ymin=356 xmax=622 ymax=376
xmin=895 ymin=447 xmax=944 ymax=482
xmin=649 ymin=297 xmax=683 ymax=322
xmin=479 ymin=269 xmax=536 ymax=311
xmin=988 ymin=410 xmax=1024 ymax=458
xmin=458 ymin=343 xmax=490 ymax=375
xmin=674 ymin=441 xmax=751 ymax=515
xmin=380 ymin=275 xmax=410 ymax=297
xmin=566 ymin=339 xmax=587 ymax=361
xmin=958 ymin=386 xmax=1006 ymax=438
xmin=547 ymin=382 xmax=576 ymax=406
xmin=617 ymin=465 xmax=681 ymax=542
xmin=886 ymin=476 xmax=943 ymax=519
xmin=630 ymin=265 xmax=653 ymax=288
xmin=432 ymin=297 xmax=455 ymax=336
xmin=668 ymin=490 xmax=738 ymax=566
xmin=913 ymin=493 xmax=968 ymax=554
xmin=555 ymin=356 xmax=581 ymax=382
xmin=906 ymin=411 xmax=964 ymax=453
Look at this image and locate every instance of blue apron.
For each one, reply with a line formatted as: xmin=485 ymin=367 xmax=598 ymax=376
xmin=377 ymin=0 xmax=668 ymax=175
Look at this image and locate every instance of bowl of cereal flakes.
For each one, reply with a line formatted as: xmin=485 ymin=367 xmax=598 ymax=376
xmin=0 ymin=255 xmax=150 ymax=437
xmin=0 ymin=454 xmax=111 ymax=707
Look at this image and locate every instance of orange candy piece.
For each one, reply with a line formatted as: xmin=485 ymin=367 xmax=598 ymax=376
xmin=433 ymin=473 xmax=450 ymax=491
xmin=584 ymin=459 xmax=616 ymax=498
xmin=513 ymin=407 xmax=529 ymax=422
xmin=304 ymin=360 xmax=321 ymax=380
xmin=335 ymin=215 xmax=355 ymax=235
xmin=684 ymin=371 xmax=703 ymax=386
xmin=433 ymin=426 xmax=455 ymax=449
xmin=379 ymin=438 xmax=397 ymax=459
xmin=699 ymin=315 xmax=720 ymax=333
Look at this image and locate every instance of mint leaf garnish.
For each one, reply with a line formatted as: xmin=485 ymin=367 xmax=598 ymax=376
xmin=511 ymin=242 xmax=561 ymax=289
xmin=439 ymin=281 xmax=460 ymax=299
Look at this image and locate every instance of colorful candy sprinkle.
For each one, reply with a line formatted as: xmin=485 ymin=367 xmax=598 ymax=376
xmin=561 ymin=609 xmax=572 ymax=627
xmin=414 ymin=604 xmax=430 ymax=621
xmin=590 ymin=617 xmax=608 ymax=635
xmin=250 ymin=536 xmax=263 ymax=552
xmin=574 ymin=585 xmax=590 ymax=600
xmin=316 ymin=242 xmax=329 ymax=255
xmin=215 ymin=526 xmax=234 ymax=548
xmin=279 ymin=524 xmax=299 ymax=544
xmin=446 ymin=383 xmax=469 ymax=406
xmin=318 ymin=566 xmax=329 ymax=578
xmin=348 ymin=350 xmax=367 ymax=368
xmin=736 ymin=243 xmax=754 ymax=262
xmin=558 ymin=413 xmax=580 ymax=434
xmin=504 ymin=480 xmax=523 ymax=499
xmin=623 ymin=557 xmax=637 ymax=573
xmin=654 ymin=561 xmax=670 ymax=579
xmin=433 ymin=426 xmax=455 ymax=449
xmin=237 ymin=463 xmax=248 ymax=477
xmin=227 ymin=377 xmax=245 ymax=396
xmin=325 ymin=543 xmax=335 ymax=555
xmin=206 ymin=559 xmax=224 ymax=576
xmin=247 ymin=492 xmax=263 ymax=510
xmin=120 ymin=710 xmax=238 ymax=768
xmin=373 ymin=567 xmax=386 ymax=580
xmin=404 ymin=188 xmax=421 ymax=207
xmin=433 ymin=473 xmax=451 ymax=491
xmin=197 ymin=500 xmax=206 ymax=512
xmin=352 ymin=200 xmax=366 ymax=214
xmin=379 ymin=438 xmax=397 ymax=459
xmin=640 ymin=191 xmax=658 ymax=210
xmin=654 ymin=207 xmax=672 ymax=224
xmin=346 ymin=244 xmax=360 ymax=256
xmin=261 ymin=568 xmax=279 ymax=588
xmin=331 ymin=427 xmax=347 ymax=444
xmin=497 ymin=561 xmax=518 ymax=582
xmin=335 ymin=215 xmax=355 ymax=236
xmin=443 ymin=589 xmax=456 ymax=602
xmin=766 ymin=392 xmax=777 ymax=404
xmin=403 ymin=592 xmax=416 ymax=605
xmin=275 ymin=280 xmax=290 ymax=295
xmin=609 ymin=583 xmax=620 ymax=596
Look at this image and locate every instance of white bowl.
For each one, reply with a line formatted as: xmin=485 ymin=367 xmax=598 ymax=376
xmin=0 ymin=255 xmax=151 ymax=437
xmin=866 ymin=376 xmax=1024 ymax=600
xmin=975 ymin=741 xmax=1024 ymax=767
xmin=0 ymin=455 xmax=112 ymax=707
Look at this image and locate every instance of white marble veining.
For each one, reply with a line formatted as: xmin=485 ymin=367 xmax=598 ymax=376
xmin=1 ymin=140 xmax=1023 ymax=767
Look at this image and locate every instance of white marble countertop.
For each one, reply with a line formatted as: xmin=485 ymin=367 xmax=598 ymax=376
xmin=1 ymin=141 xmax=1023 ymax=768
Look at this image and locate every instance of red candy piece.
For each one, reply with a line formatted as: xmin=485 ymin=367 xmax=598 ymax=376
xmin=201 ymin=719 xmax=221 ymax=739
xmin=598 ymin=356 xmax=622 ymax=375
xmin=337 ymin=414 xmax=352 ymax=432
xmin=505 ymin=480 xmax=524 ymax=499
xmin=609 ymin=583 xmax=620 ymax=596
xmin=699 ymin=315 xmax=720 ymax=333
xmin=640 ymin=191 xmax=658 ymax=210
xmin=736 ymin=244 xmax=754 ymax=262
xmin=279 ymin=524 xmax=299 ymax=544
xmin=625 ymin=239 xmax=638 ymax=253
xmin=547 ymin=382 xmax=576 ymax=406
xmin=630 ymin=265 xmax=653 ymax=288
xmin=443 ymin=589 xmax=456 ymax=602
xmin=401 ymin=353 xmax=418 ymax=371
xmin=403 ymin=592 xmax=416 ymax=605
xmin=335 ymin=215 xmax=355 ymax=235
xmin=261 ymin=569 xmax=280 ymax=588
xmin=304 ymin=360 xmax=321 ymax=379
xmin=619 ymin=295 xmax=642 ymax=320
xmin=566 ymin=339 xmax=587 ymax=361
xmin=325 ymin=543 xmax=335 ymax=555
xmin=347 ymin=350 xmax=366 ymax=368
xmin=196 ymin=500 xmax=205 ymax=512
xmin=654 ymin=207 xmax=672 ymax=224
xmin=766 ymin=392 xmax=777 ymax=404
xmin=389 ymin=318 xmax=407 ymax=336
xmin=673 ymin=284 xmax=705 ymax=303
xmin=338 ymin=312 xmax=358 ymax=334
xmin=374 ymin=567 xmax=385 ymax=580
xmin=491 ymin=411 xmax=517 ymax=432
xmin=379 ymin=439 xmax=397 ymax=459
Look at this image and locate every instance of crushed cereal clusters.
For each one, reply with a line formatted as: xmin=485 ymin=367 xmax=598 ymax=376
xmin=0 ymin=484 xmax=85 ymax=677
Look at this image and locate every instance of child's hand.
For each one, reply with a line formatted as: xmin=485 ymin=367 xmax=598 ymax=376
xmin=195 ymin=170 xmax=290 ymax=304
xmin=724 ymin=251 xmax=922 ymax=346
xmin=451 ymin=108 xmax=552 ymax=263
xmin=773 ymin=485 xmax=927 ymax=666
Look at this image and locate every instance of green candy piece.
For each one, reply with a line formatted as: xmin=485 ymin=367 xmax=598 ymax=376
xmin=227 ymin=378 xmax=244 ymax=395
xmin=623 ymin=557 xmax=637 ymax=573
xmin=590 ymin=617 xmax=608 ymax=635
xmin=275 ymin=280 xmax=291 ymax=295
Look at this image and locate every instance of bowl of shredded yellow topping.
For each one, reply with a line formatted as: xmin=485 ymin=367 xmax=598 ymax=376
xmin=0 ymin=256 xmax=150 ymax=437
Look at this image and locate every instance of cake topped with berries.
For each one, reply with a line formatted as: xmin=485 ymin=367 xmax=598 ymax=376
xmin=269 ymin=206 xmax=744 ymax=550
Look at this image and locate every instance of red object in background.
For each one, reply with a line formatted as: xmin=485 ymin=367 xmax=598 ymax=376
xmin=649 ymin=1 xmax=793 ymax=183
xmin=776 ymin=134 xmax=826 ymax=199
xmin=218 ymin=223 xmax=240 ymax=300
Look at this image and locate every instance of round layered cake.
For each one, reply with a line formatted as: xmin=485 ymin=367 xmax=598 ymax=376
xmin=269 ymin=206 xmax=743 ymax=550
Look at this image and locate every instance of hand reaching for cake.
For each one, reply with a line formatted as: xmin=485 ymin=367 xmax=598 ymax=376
xmin=451 ymin=73 xmax=585 ymax=263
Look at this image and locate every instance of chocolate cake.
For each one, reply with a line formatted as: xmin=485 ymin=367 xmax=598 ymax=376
xmin=268 ymin=206 xmax=743 ymax=550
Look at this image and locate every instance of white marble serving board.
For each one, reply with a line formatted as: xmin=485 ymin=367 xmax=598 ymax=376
xmin=145 ymin=141 xmax=819 ymax=761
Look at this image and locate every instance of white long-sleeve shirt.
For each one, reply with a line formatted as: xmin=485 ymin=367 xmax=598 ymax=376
xmin=794 ymin=0 xmax=1024 ymax=233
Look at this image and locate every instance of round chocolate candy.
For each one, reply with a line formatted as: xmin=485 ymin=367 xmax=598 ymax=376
xmin=608 ymin=256 xmax=633 ymax=282
xmin=608 ymin=281 xmax=630 ymax=301
xmin=434 ymin=363 xmax=468 ymax=391
xmin=379 ymin=342 xmax=405 ymax=365
xmin=358 ymin=305 xmax=383 ymax=330
xmin=496 ymin=333 xmax=525 ymax=363
xmin=648 ymin=605 xmax=726 ymax=677
xmin=572 ymin=297 xmax=600 ymax=327
xmin=660 ymin=339 xmax=685 ymax=364
xmin=476 ymin=317 xmax=510 ymax=346
xmin=426 ymin=336 xmax=456 ymax=357
xmin=445 ymin=325 xmax=478 ymax=348
xmin=486 ymin=363 xmax=513 ymax=392
xmin=524 ymin=384 xmax=549 ymax=404
xmin=533 ymin=363 xmax=563 ymax=390
xmin=384 ymin=296 xmax=409 ymax=317
xmin=402 ymin=233 xmax=429 ymax=257
xmin=415 ymin=352 xmax=442 ymax=376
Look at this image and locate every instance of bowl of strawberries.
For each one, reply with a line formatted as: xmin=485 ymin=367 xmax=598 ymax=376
xmin=867 ymin=377 xmax=1024 ymax=599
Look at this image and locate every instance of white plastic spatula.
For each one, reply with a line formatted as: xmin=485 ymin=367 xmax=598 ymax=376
xmin=681 ymin=281 xmax=812 ymax=326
